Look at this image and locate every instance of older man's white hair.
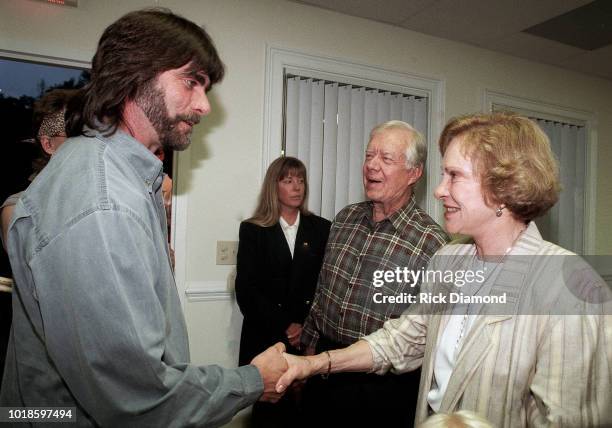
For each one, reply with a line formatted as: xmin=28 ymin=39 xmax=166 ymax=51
xmin=369 ymin=120 xmax=427 ymax=169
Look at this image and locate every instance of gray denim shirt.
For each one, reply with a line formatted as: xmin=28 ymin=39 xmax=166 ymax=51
xmin=0 ymin=129 xmax=263 ymax=427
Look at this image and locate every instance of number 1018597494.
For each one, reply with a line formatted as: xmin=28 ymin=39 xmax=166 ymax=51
xmin=1 ymin=407 xmax=75 ymax=422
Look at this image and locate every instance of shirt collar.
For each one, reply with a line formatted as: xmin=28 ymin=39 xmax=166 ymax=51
xmin=361 ymin=195 xmax=417 ymax=234
xmin=279 ymin=211 xmax=300 ymax=230
xmin=90 ymin=127 xmax=163 ymax=190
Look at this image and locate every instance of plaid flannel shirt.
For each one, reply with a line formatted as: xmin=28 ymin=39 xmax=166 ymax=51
xmin=301 ymin=197 xmax=449 ymax=349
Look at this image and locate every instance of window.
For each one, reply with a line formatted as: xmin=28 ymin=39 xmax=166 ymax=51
xmin=264 ymin=47 xmax=444 ymax=222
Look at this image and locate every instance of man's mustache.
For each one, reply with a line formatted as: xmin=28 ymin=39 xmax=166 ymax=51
xmin=168 ymin=114 xmax=201 ymax=129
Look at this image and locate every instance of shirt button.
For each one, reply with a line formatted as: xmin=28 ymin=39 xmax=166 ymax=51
xmin=277 ymin=303 xmax=282 ymax=308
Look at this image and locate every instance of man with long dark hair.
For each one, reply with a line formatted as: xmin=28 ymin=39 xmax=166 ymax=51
xmin=1 ymin=9 xmax=286 ymax=427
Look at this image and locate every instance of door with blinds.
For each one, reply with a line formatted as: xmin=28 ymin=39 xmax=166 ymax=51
xmin=284 ymin=75 xmax=429 ymax=221
xmin=532 ymin=118 xmax=587 ymax=254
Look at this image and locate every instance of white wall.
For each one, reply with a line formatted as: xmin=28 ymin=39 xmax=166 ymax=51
xmin=2 ymin=0 xmax=611 ymax=425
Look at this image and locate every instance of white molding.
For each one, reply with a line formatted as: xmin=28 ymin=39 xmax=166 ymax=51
xmin=184 ymin=281 xmax=233 ymax=302
xmin=483 ymin=90 xmax=598 ymax=254
xmin=263 ymin=45 xmax=445 ymax=223
xmin=483 ymin=90 xmax=594 ymax=126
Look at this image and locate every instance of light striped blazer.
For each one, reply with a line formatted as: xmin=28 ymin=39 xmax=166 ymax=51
xmin=365 ymin=222 xmax=612 ymax=427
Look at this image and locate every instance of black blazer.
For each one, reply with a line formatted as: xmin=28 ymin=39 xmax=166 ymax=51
xmin=235 ymin=213 xmax=330 ymax=365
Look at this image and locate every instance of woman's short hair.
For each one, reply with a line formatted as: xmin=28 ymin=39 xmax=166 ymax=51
xmin=418 ymin=410 xmax=494 ymax=428
xmin=247 ymin=156 xmax=310 ymax=227
xmin=438 ymin=112 xmax=560 ymax=222
xmin=370 ymin=120 xmax=427 ymax=168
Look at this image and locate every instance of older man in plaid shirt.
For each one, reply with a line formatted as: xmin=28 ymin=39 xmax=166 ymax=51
xmin=300 ymin=120 xmax=448 ymax=427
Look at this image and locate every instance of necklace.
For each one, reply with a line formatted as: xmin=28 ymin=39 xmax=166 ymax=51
xmin=453 ymin=254 xmax=504 ymax=353
xmin=453 ymin=225 xmax=527 ymax=354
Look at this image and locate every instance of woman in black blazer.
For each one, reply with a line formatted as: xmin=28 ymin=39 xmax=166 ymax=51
xmin=235 ymin=156 xmax=330 ymax=427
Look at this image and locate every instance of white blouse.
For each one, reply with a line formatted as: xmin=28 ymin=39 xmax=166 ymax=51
xmin=427 ymin=257 xmax=501 ymax=411
xmin=279 ymin=211 xmax=300 ymax=258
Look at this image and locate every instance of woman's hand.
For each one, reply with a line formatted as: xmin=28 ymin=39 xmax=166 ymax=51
xmin=276 ymin=340 xmax=375 ymax=393
xmin=276 ymin=352 xmax=321 ymax=393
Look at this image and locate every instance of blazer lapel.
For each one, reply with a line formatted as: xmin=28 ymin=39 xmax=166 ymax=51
xmin=293 ymin=218 xmax=308 ymax=260
xmin=290 ymin=217 xmax=311 ymax=283
xmin=439 ymin=315 xmax=511 ymax=412
xmin=418 ymin=313 xmax=446 ymax=419
xmin=273 ymin=222 xmax=293 ymax=263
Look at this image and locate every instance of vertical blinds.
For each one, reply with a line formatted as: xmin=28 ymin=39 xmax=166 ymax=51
xmin=284 ymin=75 xmax=429 ymax=220
xmin=533 ymin=119 xmax=586 ymax=254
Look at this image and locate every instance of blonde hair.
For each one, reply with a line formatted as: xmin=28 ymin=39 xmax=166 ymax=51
xmin=247 ymin=156 xmax=310 ymax=227
xmin=418 ymin=410 xmax=494 ymax=428
xmin=438 ymin=112 xmax=560 ymax=222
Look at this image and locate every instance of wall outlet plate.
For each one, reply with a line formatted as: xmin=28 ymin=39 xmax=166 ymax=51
xmin=216 ymin=241 xmax=238 ymax=265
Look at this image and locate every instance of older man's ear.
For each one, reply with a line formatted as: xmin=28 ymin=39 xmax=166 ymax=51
xmin=407 ymin=164 xmax=423 ymax=186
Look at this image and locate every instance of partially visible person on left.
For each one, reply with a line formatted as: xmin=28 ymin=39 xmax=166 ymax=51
xmin=0 ymin=89 xmax=75 ymax=386
xmin=1 ymin=89 xmax=74 ymax=248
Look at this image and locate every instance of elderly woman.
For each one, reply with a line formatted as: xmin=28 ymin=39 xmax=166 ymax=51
xmin=235 ymin=156 xmax=330 ymax=427
xmin=276 ymin=112 xmax=611 ymax=427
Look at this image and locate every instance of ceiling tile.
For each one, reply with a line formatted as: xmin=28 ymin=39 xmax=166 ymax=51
xmin=398 ymin=0 xmax=591 ymax=44
xmin=484 ymin=32 xmax=586 ymax=64
xmin=291 ymin=0 xmax=436 ymax=25
xmin=557 ymin=45 xmax=612 ymax=79
xmin=524 ymin=0 xmax=612 ymax=50
xmin=286 ymin=0 xmax=610 ymax=80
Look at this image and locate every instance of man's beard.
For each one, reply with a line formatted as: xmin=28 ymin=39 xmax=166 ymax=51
xmin=135 ymin=82 xmax=200 ymax=151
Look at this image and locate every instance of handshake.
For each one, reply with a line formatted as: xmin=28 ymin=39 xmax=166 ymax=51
xmin=249 ymin=342 xmax=324 ymax=402
xmin=250 ymin=339 xmax=371 ymax=402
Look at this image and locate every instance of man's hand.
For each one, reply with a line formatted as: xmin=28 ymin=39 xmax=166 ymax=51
xmin=285 ymin=323 xmax=302 ymax=348
xmin=250 ymin=342 xmax=288 ymax=403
